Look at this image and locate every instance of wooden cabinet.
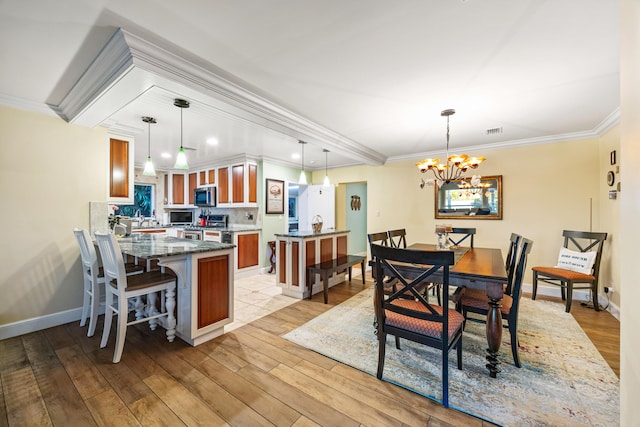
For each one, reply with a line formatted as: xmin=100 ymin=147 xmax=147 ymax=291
xmin=237 ymin=232 xmax=259 ymax=269
xmin=188 ymin=172 xmax=197 ymax=205
xmin=170 ymin=248 xmax=234 ymax=346
xmin=218 ymin=167 xmax=229 ymax=204
xmin=172 ymin=173 xmax=185 ymax=205
xmin=197 ymin=254 xmax=230 ymax=328
xmin=108 ymin=135 xmax=134 ymax=204
xmin=276 ymin=231 xmax=350 ymax=299
xmin=232 ymin=164 xmax=244 ymax=203
xmin=198 ymin=169 xmax=216 ymax=186
xmin=248 ymin=163 xmax=257 ymax=203
xmin=109 ymin=138 xmax=129 ymax=198
xmin=163 ymin=172 xmax=194 ymax=208
xmin=211 ymin=161 xmax=258 ymax=207
xmin=191 ymin=160 xmax=257 ymax=207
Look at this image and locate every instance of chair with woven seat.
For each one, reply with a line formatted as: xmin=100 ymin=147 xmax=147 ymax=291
xmin=448 ymin=227 xmax=476 ymax=248
xmin=95 ymin=232 xmax=177 ymax=363
xmin=73 ymin=228 xmax=144 ymax=337
xmin=387 ymin=228 xmax=407 ymax=248
xmin=371 ymin=243 xmax=463 ymax=408
xmin=454 ymin=237 xmax=533 ymax=368
xmin=531 ymin=230 xmax=607 ymax=312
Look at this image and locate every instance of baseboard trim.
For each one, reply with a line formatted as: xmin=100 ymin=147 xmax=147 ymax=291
xmin=522 ymin=283 xmax=620 ymax=320
xmin=0 ymin=307 xmax=84 ymax=340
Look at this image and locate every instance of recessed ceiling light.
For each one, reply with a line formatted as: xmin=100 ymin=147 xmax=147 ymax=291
xmin=292 ymin=153 xmax=300 ymax=159
xmin=206 ymin=137 xmax=219 ymax=145
xmin=161 ymin=152 xmax=171 ymax=158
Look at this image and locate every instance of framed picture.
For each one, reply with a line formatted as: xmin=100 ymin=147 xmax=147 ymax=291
xmin=265 ymin=178 xmax=285 ymax=214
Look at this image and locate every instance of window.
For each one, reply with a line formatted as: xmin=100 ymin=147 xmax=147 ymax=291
xmin=118 ymin=184 xmax=154 ymax=217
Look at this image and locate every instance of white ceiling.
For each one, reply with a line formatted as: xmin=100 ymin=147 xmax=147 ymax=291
xmin=0 ymin=1 xmax=620 ymax=171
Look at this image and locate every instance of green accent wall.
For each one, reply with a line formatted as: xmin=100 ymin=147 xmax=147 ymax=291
xmin=345 ymin=182 xmax=367 ymax=254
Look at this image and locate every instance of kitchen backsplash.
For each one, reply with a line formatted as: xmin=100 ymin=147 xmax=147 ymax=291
xmin=198 ymin=207 xmax=260 ymax=226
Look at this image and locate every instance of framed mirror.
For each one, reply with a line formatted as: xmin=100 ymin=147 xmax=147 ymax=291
xmin=434 ymin=175 xmax=502 ymax=220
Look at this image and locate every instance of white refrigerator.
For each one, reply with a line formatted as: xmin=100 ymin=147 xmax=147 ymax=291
xmin=298 ymin=184 xmax=335 ymax=232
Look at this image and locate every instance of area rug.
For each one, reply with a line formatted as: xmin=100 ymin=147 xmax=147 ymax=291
xmin=283 ymin=287 xmax=619 ymax=426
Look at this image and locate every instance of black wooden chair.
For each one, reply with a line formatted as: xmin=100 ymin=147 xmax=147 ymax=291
xmin=371 ymin=244 xmax=464 ymax=408
xmin=531 ymin=230 xmax=607 ymax=312
xmin=454 ymin=237 xmax=533 ymax=368
xmin=504 ymin=233 xmax=522 ymax=295
xmin=388 ymin=228 xmax=407 ymax=248
xmin=368 ymin=232 xmax=390 ymax=281
xmin=448 ymin=227 xmax=476 ymax=248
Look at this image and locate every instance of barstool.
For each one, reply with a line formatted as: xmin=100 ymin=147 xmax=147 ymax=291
xmin=73 ymin=228 xmax=144 ymax=337
xmin=95 ymin=232 xmax=177 ymax=363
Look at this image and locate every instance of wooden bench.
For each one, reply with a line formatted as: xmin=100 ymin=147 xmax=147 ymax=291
xmin=307 ymin=255 xmax=366 ymax=304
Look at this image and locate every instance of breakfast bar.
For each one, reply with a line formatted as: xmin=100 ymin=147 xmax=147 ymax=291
xmin=117 ymin=234 xmax=235 ymax=346
xmin=274 ymin=229 xmax=352 ymax=299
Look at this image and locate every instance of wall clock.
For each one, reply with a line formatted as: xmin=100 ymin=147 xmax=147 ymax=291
xmin=607 ymin=170 xmax=615 ymax=186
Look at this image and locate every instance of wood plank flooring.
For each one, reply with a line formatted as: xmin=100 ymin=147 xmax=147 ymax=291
xmin=0 ymin=276 xmax=620 ymax=426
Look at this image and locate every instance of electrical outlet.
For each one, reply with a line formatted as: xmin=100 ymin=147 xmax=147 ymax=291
xmin=604 ymin=286 xmax=614 ymax=294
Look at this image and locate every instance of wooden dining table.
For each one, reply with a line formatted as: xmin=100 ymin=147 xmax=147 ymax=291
xmin=381 ymin=243 xmax=508 ymax=378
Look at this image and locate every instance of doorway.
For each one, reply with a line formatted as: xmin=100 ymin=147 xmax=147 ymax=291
xmin=341 ymin=182 xmax=367 ymax=255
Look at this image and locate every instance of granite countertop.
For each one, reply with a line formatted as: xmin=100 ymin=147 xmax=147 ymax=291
xmin=274 ymin=229 xmax=350 ymax=238
xmin=116 ymin=234 xmax=234 ymax=258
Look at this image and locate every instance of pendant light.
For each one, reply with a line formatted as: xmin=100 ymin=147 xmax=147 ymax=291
xmin=142 ymin=116 xmax=157 ymax=176
xmin=322 ymin=149 xmax=331 ymax=187
xmin=173 ymin=98 xmax=190 ymax=169
xmin=298 ymin=140 xmax=307 ymax=185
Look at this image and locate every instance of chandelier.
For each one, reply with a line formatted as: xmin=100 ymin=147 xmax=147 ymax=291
xmin=417 ymin=109 xmax=485 ymax=187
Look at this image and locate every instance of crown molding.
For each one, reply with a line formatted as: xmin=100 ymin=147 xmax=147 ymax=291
xmin=0 ymin=94 xmax=59 ymax=117
xmin=388 ymin=111 xmax=621 ymax=164
xmin=55 ymin=28 xmax=386 ymax=166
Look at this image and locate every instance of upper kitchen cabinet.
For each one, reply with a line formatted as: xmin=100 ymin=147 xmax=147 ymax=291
xmin=198 ymin=169 xmax=216 ymax=187
xmin=108 ymin=134 xmax=134 ymax=204
xmin=164 ymin=171 xmax=196 ymax=208
xmin=216 ymin=161 xmax=257 ymax=207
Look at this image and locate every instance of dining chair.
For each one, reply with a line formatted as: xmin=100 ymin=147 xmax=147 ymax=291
xmin=73 ymin=228 xmax=144 ymax=337
xmin=367 ymin=232 xmax=391 ymax=281
xmin=454 ymin=237 xmax=533 ymax=368
xmin=531 ymin=230 xmax=607 ymax=312
xmin=95 ymin=232 xmax=177 ymax=363
xmin=504 ymin=233 xmax=522 ymax=295
xmin=371 ymin=243 xmax=464 ymax=408
xmin=448 ymin=227 xmax=476 ymax=248
xmin=387 ymin=229 xmax=407 ymax=248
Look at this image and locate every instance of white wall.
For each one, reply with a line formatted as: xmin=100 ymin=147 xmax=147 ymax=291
xmin=0 ymin=105 xmax=107 ymax=330
xmin=620 ymin=0 xmax=640 ymax=423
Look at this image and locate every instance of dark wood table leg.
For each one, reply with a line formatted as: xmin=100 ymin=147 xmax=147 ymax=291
xmin=323 ymin=272 xmax=329 ymax=304
xmin=348 ymin=266 xmax=352 ymax=282
xmin=361 ymin=260 xmax=365 ymax=284
xmin=485 ymin=296 xmax=503 ymax=378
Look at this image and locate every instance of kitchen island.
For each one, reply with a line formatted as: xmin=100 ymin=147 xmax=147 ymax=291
xmin=117 ymin=234 xmax=235 ymax=346
xmin=274 ymin=229 xmax=351 ymax=299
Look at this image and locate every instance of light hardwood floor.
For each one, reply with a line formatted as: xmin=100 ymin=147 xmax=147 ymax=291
xmin=0 ymin=274 xmax=619 ymax=426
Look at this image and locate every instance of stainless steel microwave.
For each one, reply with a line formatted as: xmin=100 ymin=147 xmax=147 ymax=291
xmin=194 ymin=186 xmax=216 ymax=207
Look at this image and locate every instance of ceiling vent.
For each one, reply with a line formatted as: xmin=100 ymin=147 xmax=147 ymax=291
xmin=486 ymin=127 xmax=503 ymax=135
